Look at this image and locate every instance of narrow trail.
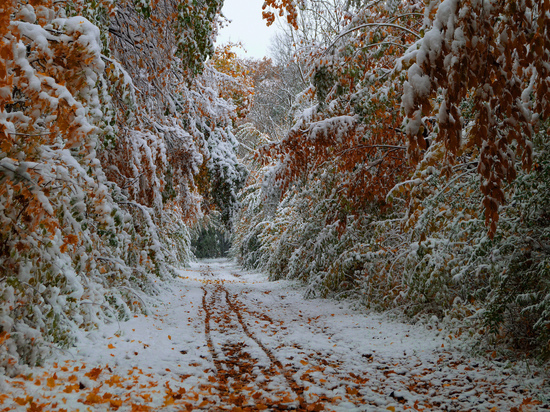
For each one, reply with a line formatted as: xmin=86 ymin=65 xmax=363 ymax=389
xmin=201 ymin=282 xmax=308 ymax=410
xmin=0 ymin=259 xmax=547 ymax=411
xmin=193 ymin=263 xmax=548 ymax=411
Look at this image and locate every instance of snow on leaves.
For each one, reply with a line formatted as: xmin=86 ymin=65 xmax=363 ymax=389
xmin=0 ymin=0 xmax=138 ymax=372
xmin=401 ymin=0 xmax=549 ymax=236
xmin=0 ymin=0 xmax=245 ymax=375
xmin=234 ymin=0 xmax=550 ymax=361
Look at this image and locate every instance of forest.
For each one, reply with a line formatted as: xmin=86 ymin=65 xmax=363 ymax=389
xmin=0 ymin=0 xmax=549 ymax=378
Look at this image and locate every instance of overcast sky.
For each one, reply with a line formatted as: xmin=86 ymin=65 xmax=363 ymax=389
xmin=215 ymin=0 xmax=281 ymax=59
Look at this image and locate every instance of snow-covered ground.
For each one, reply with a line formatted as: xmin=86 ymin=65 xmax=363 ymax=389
xmin=1 ymin=259 xmax=548 ymax=411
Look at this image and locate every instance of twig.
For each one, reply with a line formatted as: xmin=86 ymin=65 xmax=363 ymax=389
xmin=326 ymin=22 xmax=421 ymax=54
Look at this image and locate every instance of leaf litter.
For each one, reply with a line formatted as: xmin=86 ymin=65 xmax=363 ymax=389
xmin=0 ymin=259 xmax=548 ymax=411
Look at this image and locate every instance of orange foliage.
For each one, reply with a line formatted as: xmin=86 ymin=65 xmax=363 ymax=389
xmin=210 ymin=44 xmax=255 ymax=120
xmin=402 ymin=0 xmax=549 ymax=236
xmin=259 ymin=1 xmax=422 ymax=219
xmin=262 ymin=0 xmax=299 ymax=29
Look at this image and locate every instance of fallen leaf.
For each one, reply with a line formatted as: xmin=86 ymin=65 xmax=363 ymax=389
xmin=85 ymin=367 xmax=102 ymax=380
xmin=15 ymin=397 xmax=29 ymax=406
xmin=63 ymin=384 xmax=80 ymax=393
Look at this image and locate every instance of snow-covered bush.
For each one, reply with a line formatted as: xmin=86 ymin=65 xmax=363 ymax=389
xmin=0 ymin=0 xmax=240 ymax=375
xmin=234 ymin=0 xmax=550 ymax=361
xmin=0 ymin=2 xmax=154 ymax=374
xmin=235 ymin=123 xmax=550 ymax=359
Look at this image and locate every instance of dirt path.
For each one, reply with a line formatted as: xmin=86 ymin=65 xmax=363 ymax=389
xmin=0 ymin=259 xmax=547 ymax=411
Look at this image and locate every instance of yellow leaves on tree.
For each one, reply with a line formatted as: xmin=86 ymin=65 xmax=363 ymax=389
xmin=211 ymin=44 xmax=255 ymax=120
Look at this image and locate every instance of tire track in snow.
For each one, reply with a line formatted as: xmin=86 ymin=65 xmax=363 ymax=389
xmin=202 ymin=282 xmax=308 ymax=410
xmin=225 ymin=288 xmax=371 ymax=409
xmin=199 ymin=261 xmax=340 ymax=411
xmin=223 ymin=289 xmax=309 ymax=405
xmin=198 ymin=264 xmax=370 ymax=410
xmin=196 ymin=262 xmax=548 ymax=411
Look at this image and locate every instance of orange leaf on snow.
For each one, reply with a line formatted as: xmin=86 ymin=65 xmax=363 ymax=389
xmin=131 ymin=403 xmax=152 ymax=411
xmin=105 ymin=375 xmax=123 ymax=386
xmin=300 ymin=360 xmax=308 ymax=366
xmin=85 ymin=367 xmax=102 ymax=380
xmin=14 ymin=397 xmax=30 ymax=406
xmin=387 ymin=407 xmax=396 ymax=412
xmin=84 ymin=392 xmax=103 ymax=405
xmin=346 ymin=387 xmax=359 ymax=395
xmin=139 ymin=394 xmax=152 ymax=402
xmin=108 ymin=398 xmax=123 ymax=408
xmin=108 ymin=343 xmax=116 ymax=349
xmin=63 ymin=384 xmax=80 ymax=393
xmin=46 ymin=376 xmax=57 ymax=388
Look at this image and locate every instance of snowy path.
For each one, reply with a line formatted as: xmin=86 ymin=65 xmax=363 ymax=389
xmin=1 ymin=259 xmax=548 ymax=411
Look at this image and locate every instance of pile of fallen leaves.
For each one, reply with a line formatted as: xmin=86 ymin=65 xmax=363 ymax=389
xmin=0 ymin=360 xmax=221 ymax=411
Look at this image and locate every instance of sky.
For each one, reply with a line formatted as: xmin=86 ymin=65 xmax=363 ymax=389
xmin=215 ymin=0 xmax=281 ymax=59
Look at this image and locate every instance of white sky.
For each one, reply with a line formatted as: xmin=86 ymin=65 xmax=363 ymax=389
xmin=215 ymin=0 xmax=281 ymax=59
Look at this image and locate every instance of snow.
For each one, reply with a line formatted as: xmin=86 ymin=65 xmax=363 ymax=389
xmin=0 ymin=259 xmax=548 ymax=411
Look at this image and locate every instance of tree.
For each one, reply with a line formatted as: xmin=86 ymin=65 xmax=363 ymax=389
xmin=400 ymin=0 xmax=549 ymax=237
xmin=0 ymin=0 xmax=243 ymax=374
xmin=243 ymin=56 xmax=305 ymax=141
xmin=233 ymin=0 xmax=550 ymax=359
